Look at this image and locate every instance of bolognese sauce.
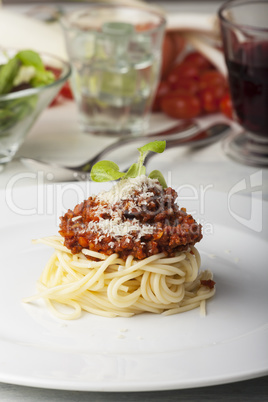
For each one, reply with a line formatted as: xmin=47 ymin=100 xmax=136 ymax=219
xmin=59 ymin=175 xmax=202 ymax=260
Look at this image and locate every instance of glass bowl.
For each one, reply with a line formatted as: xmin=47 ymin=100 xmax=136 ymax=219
xmin=0 ymin=49 xmax=72 ymax=169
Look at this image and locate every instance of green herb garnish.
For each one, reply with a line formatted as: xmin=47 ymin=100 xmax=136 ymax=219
xmin=90 ymin=140 xmax=167 ymax=187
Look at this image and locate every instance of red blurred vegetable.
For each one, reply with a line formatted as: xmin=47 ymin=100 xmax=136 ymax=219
xmin=161 ymin=93 xmax=201 ymax=119
xmin=59 ymin=81 xmax=73 ymax=99
xmin=199 ymin=70 xmax=226 ymax=90
xmin=45 ymin=65 xmax=74 ymax=106
xmin=154 ymin=47 xmax=233 ymax=120
xmin=199 ymin=85 xmax=226 ymax=113
xmin=49 ymin=81 xmax=74 ymax=107
xmin=184 ymin=51 xmax=212 ymax=70
xmin=168 ymin=62 xmax=200 ymax=86
xmin=169 ymin=77 xmax=199 ymax=94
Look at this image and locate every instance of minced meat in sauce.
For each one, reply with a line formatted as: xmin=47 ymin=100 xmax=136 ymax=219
xmin=59 ymin=179 xmax=202 ymax=260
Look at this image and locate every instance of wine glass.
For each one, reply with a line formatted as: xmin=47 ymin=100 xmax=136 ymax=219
xmin=218 ymin=0 xmax=268 ymax=166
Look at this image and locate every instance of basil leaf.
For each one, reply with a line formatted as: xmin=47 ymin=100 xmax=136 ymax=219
xmin=138 ymin=140 xmax=166 ymax=155
xmin=148 ymin=170 xmax=167 ymax=188
xmin=0 ymin=57 xmax=20 ymax=95
xmin=91 ymin=161 xmax=125 ymax=182
xmin=136 ymin=140 xmax=166 ymax=176
xmin=124 ymin=163 xmax=139 ymax=179
xmin=16 ymin=50 xmax=44 ymax=71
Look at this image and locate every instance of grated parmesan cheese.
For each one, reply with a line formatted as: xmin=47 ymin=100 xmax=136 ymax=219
xmin=96 ymin=175 xmax=162 ymax=204
xmin=87 ymin=217 xmax=154 ymax=240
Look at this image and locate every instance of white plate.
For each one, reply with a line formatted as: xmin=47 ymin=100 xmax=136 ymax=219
xmin=0 ymin=182 xmax=267 ymax=391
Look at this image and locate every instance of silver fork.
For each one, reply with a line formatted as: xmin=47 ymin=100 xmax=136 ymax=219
xmin=20 ymin=122 xmax=230 ymax=181
xmin=142 ymin=122 xmax=231 ymax=168
xmin=20 ymin=120 xmax=197 ymax=181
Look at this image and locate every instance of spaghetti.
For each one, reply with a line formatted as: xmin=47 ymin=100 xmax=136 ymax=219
xmin=23 ymin=235 xmax=215 ymax=319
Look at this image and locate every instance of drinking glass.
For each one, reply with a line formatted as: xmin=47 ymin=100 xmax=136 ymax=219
xmin=219 ymin=0 xmax=268 ymax=166
xmin=61 ymin=5 xmax=166 ymax=137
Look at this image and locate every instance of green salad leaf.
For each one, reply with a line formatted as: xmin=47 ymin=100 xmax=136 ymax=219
xmin=16 ymin=50 xmax=44 ymax=70
xmin=0 ymin=57 xmax=20 ymax=95
xmin=0 ymin=49 xmax=56 ymax=96
xmin=17 ymin=50 xmax=55 ymax=87
xmin=90 ymin=140 xmax=167 ymax=187
xmin=30 ymin=69 xmax=55 ymax=87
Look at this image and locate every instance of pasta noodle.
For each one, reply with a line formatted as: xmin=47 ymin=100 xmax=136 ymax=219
xmin=23 ymin=236 xmax=215 ymax=319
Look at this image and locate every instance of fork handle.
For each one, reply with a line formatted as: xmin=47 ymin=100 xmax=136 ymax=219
xmin=76 ymin=121 xmax=198 ymax=172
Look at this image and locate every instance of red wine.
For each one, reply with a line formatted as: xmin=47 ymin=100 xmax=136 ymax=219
xmin=226 ymin=41 xmax=268 ymax=138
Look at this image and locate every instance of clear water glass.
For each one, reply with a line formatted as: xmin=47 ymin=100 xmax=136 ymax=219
xmin=61 ymin=5 xmax=166 ymax=137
